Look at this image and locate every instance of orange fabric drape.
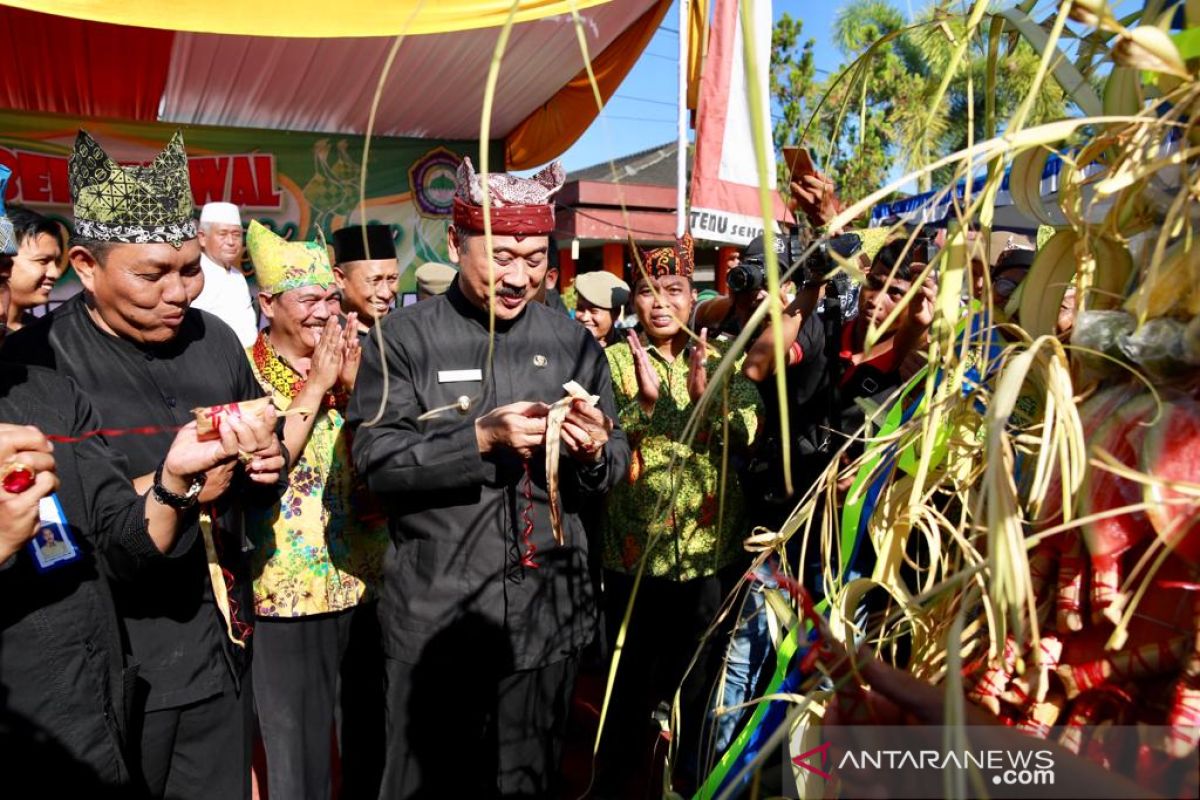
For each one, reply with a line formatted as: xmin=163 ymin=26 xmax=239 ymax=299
xmin=504 ymin=0 xmax=671 ymax=170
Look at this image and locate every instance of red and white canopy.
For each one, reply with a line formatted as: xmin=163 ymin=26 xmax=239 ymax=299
xmin=0 ymin=0 xmax=669 ymax=167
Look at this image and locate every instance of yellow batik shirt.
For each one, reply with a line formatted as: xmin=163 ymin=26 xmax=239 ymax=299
xmin=603 ymin=336 xmax=761 ymax=582
xmin=245 ymin=335 xmax=389 ymax=617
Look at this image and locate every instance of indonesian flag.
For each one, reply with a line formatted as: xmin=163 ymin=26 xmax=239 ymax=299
xmin=689 ymin=0 xmax=788 ymax=246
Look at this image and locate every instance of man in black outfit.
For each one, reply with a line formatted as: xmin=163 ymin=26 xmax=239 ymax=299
xmin=347 ymin=158 xmax=629 ymax=798
xmin=739 ymin=235 xmax=935 ymax=536
xmin=0 ymin=175 xmax=282 ymax=792
xmin=3 ymin=131 xmax=286 ymax=799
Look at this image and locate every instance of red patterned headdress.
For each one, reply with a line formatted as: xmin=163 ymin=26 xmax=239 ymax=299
xmin=452 ymin=157 xmax=563 ymax=237
xmin=638 ymin=233 xmax=695 ymax=280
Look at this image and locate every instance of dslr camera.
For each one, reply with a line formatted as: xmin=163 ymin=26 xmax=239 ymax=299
xmin=728 ymin=231 xmax=863 ymax=294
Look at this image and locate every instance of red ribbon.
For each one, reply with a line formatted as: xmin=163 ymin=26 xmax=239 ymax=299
xmin=519 ymin=461 xmax=539 ymax=569
xmin=0 ymin=424 xmax=186 ymax=493
xmin=45 ymin=423 xmax=184 ymax=444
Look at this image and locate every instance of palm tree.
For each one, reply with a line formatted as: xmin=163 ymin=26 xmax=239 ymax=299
xmin=811 ymin=0 xmax=1067 ymax=193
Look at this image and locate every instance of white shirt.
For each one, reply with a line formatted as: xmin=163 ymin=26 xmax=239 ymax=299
xmin=192 ymin=253 xmax=259 ymax=347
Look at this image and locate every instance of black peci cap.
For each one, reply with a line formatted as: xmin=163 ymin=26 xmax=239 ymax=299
xmin=332 ymin=224 xmax=397 ymax=263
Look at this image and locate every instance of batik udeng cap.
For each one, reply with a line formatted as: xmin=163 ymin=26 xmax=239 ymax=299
xmin=637 ymin=233 xmax=695 ymax=280
xmin=452 ymin=157 xmax=563 ymax=238
xmin=68 ymin=130 xmax=196 ymax=248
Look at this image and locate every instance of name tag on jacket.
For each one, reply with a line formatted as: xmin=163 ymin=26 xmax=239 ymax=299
xmin=437 ymin=369 xmax=483 ymax=383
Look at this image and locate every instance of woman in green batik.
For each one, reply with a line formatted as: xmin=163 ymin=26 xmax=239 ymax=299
xmin=598 ymin=234 xmax=762 ymax=794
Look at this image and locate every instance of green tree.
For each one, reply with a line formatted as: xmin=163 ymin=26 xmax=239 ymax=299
xmin=897 ymin=8 xmax=1067 ymax=187
xmin=823 ymin=0 xmax=947 ymax=193
xmin=770 ymin=12 xmax=817 ymax=174
xmin=773 ymin=0 xmax=1069 ymax=202
xmin=770 ymin=6 xmax=899 ymax=209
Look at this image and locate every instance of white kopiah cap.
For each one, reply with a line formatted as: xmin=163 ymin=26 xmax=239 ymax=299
xmin=200 ymin=202 xmax=242 ymax=226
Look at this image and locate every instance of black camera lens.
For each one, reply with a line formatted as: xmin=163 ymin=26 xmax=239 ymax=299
xmin=727 ymin=265 xmax=751 ymax=293
xmin=799 ymin=233 xmax=862 ymax=286
xmin=728 ymin=262 xmax=766 ymax=294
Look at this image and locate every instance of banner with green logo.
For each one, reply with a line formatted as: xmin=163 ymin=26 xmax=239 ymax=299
xmin=0 ymin=110 xmax=501 ymax=296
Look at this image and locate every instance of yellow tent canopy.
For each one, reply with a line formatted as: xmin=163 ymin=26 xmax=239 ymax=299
xmin=0 ymin=0 xmax=609 ymax=37
xmin=0 ymin=0 xmax=668 ymax=166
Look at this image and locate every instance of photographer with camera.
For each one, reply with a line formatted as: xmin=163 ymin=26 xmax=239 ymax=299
xmin=702 ymin=164 xmax=859 ymax=754
xmin=712 ymin=221 xmax=936 ymax=753
xmin=693 ymin=160 xmax=855 ymax=337
xmin=709 ymin=225 xmax=868 ymax=752
xmin=744 ymin=234 xmax=935 ymax=522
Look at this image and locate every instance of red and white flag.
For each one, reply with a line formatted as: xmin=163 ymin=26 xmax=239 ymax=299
xmin=689 ymin=0 xmax=788 ymax=246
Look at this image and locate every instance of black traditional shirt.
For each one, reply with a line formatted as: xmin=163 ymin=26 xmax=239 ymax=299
xmin=746 ymin=312 xmax=904 ymax=544
xmin=346 ymin=281 xmax=630 ymax=670
xmin=3 ymin=295 xmax=264 ymax=711
xmin=0 ymin=362 xmax=197 ymax=788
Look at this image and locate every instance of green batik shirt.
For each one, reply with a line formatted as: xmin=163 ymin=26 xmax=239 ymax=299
xmin=603 ymin=336 xmax=762 ymax=581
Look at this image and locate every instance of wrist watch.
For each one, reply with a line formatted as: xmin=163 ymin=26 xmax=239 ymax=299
xmin=151 ymin=462 xmax=206 ymax=510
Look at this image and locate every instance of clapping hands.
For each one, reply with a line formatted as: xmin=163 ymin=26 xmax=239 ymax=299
xmin=626 ymin=330 xmax=660 ymax=415
xmin=309 ymin=313 xmax=362 ymax=394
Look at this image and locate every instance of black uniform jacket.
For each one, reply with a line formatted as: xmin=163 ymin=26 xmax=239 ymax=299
xmin=3 ymin=295 xmax=267 ymax=711
xmin=347 ymin=281 xmax=630 ymax=670
xmin=0 ymin=362 xmax=199 ymax=789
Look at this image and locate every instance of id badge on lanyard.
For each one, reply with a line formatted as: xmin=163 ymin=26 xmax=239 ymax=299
xmin=27 ymin=494 xmax=81 ymax=572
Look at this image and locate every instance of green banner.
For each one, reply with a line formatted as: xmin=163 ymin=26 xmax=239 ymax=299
xmin=0 ymin=110 xmax=502 ymax=296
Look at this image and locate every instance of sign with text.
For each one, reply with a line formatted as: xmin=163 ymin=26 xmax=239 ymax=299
xmin=0 ymin=110 xmax=501 ymax=296
xmin=689 ymin=0 xmax=789 ymax=247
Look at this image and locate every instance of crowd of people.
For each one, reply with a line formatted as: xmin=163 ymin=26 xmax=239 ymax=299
xmin=0 ymin=129 xmax=1048 ymax=799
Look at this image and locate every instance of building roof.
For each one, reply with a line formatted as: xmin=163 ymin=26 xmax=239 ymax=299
xmin=567 ymin=141 xmax=692 ymax=187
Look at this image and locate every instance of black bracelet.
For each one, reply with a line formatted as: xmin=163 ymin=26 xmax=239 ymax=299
xmin=151 ymin=462 xmax=205 ymax=510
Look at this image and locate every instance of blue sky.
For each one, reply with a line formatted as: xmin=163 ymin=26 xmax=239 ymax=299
xmin=555 ymin=0 xmax=848 ymax=174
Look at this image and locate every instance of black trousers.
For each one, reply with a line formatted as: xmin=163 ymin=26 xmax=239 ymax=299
xmin=600 ymin=564 xmax=742 ymax=792
xmin=382 ymin=652 xmax=578 ymax=799
xmin=252 ymin=604 xmax=386 ymax=800
xmin=133 ymin=671 xmax=254 ymax=800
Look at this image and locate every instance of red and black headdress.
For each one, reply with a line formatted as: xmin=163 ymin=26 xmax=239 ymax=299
xmin=637 ymin=233 xmax=695 ymax=280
